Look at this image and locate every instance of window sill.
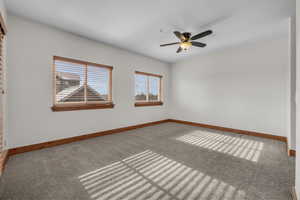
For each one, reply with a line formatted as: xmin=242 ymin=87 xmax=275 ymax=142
xmin=51 ymin=103 xmax=114 ymax=112
xmin=134 ymin=102 xmax=163 ymax=107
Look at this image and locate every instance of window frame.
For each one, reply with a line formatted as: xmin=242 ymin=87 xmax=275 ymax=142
xmin=52 ymin=56 xmax=114 ymax=112
xmin=134 ymin=71 xmax=163 ymax=107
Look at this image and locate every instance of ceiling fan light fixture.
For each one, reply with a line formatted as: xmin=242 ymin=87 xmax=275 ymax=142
xmin=180 ymin=42 xmax=192 ymax=50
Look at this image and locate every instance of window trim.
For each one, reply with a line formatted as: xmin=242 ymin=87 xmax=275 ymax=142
xmin=52 ymin=56 xmax=114 ymax=112
xmin=134 ymin=71 xmax=163 ymax=107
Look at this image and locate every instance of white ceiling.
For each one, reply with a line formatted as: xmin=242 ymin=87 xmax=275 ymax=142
xmin=5 ymin=0 xmax=294 ymax=63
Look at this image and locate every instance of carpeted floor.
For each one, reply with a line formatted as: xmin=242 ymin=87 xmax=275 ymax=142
xmin=0 ymin=122 xmax=295 ymax=200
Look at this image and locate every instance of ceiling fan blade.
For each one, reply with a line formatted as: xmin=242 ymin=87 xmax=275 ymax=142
xmin=176 ymin=47 xmax=183 ymax=53
xmin=174 ymin=31 xmax=186 ymax=41
xmin=160 ymin=42 xmax=180 ymax=47
xmin=191 ymin=41 xmax=207 ymax=47
xmin=190 ymin=30 xmax=213 ymax=40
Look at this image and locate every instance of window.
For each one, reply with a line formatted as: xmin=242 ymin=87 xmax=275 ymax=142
xmin=52 ymin=56 xmax=113 ymax=111
xmin=135 ymin=71 xmax=163 ymax=107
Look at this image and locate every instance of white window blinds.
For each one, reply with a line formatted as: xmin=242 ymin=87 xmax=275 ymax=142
xmin=135 ymin=71 xmax=162 ymax=102
xmin=87 ymin=65 xmax=110 ymax=102
xmin=55 ymin=60 xmax=85 ymax=103
xmin=54 ymin=57 xmax=112 ymax=105
xmin=149 ymin=76 xmax=160 ymax=101
xmin=135 ymin=74 xmax=147 ymax=101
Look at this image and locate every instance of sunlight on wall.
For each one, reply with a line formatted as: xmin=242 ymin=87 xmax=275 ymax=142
xmin=176 ymin=131 xmax=264 ymax=162
xmin=78 ymin=150 xmax=245 ymax=200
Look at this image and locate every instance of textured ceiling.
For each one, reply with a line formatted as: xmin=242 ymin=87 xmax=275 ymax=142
xmin=5 ymin=0 xmax=295 ymax=63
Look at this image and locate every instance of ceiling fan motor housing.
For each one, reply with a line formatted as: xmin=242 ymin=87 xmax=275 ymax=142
xmin=182 ymin=32 xmax=191 ymax=41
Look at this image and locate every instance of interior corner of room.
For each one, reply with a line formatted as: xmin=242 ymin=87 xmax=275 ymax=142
xmin=0 ymin=0 xmax=299 ymax=199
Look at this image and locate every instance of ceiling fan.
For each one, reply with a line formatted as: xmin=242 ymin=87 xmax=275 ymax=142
xmin=160 ymin=30 xmax=213 ymax=53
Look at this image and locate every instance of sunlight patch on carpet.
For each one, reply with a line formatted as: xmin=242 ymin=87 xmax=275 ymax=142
xmin=78 ymin=150 xmax=245 ymax=200
xmin=175 ymin=130 xmax=263 ymax=162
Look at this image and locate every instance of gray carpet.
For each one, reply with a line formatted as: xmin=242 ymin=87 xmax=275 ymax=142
xmin=0 ymin=122 xmax=295 ymax=200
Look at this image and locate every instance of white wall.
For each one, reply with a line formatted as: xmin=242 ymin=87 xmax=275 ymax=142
xmin=170 ymin=34 xmax=290 ymax=137
xmin=289 ymin=16 xmax=297 ymax=151
xmin=6 ymin=15 xmax=171 ymax=148
xmin=296 ymin=0 xmax=300 ymax=197
xmin=0 ymin=0 xmax=7 ymax=150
